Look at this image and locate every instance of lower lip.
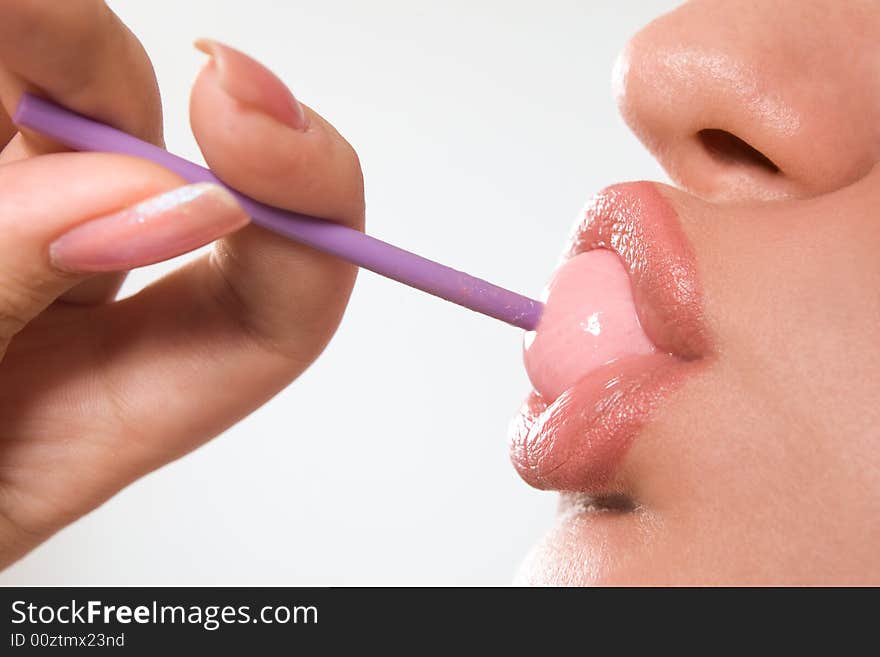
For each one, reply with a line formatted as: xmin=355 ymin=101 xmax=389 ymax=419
xmin=510 ymin=353 xmax=696 ymax=491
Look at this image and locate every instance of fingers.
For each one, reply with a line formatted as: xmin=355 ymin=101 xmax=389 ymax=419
xmin=0 ymin=0 xmax=163 ymax=156
xmin=64 ymin=42 xmax=365 ymax=477
xmin=0 ymin=44 xmax=365 ymax=544
xmin=0 ymin=152 xmax=249 ymax=354
xmin=0 ymin=1 xmax=165 ymax=305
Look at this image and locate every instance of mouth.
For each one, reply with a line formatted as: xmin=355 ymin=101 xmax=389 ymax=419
xmin=509 ymin=181 xmax=709 ymax=495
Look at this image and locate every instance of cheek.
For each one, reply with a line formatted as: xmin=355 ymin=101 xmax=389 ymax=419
xmin=700 ymin=188 xmax=880 ymax=431
xmin=631 ymin=365 xmax=880 ymax=583
xmin=642 ymin=186 xmax=880 ymax=578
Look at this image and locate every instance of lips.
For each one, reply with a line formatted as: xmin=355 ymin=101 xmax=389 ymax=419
xmin=510 ymin=181 xmax=709 ymax=492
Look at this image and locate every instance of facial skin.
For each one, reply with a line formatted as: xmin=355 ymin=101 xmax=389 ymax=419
xmin=513 ymin=0 xmax=880 ymax=584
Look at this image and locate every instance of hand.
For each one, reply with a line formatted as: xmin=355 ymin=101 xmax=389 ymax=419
xmin=0 ymin=1 xmax=364 ymax=568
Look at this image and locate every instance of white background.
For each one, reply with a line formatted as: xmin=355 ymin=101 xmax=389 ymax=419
xmin=1 ymin=0 xmax=675 ymax=585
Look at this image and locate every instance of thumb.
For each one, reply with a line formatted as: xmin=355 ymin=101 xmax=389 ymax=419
xmin=0 ymin=152 xmax=248 ymax=352
xmin=191 ymin=39 xmax=364 ymax=224
xmin=187 ymin=40 xmax=365 ymax=363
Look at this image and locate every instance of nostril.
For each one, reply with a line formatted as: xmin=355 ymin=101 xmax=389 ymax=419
xmin=697 ymin=129 xmax=780 ymax=174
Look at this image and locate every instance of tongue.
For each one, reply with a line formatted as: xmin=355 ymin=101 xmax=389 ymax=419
xmin=524 ymin=249 xmax=655 ymax=402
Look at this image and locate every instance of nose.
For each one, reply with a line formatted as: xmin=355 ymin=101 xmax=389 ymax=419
xmin=614 ymin=0 xmax=880 ymax=201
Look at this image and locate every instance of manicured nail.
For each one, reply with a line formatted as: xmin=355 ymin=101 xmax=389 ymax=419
xmin=50 ymin=183 xmax=250 ymax=273
xmin=194 ymin=38 xmax=308 ymax=131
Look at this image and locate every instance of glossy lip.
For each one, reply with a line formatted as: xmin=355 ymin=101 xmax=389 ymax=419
xmin=510 ymin=181 xmax=709 ymax=494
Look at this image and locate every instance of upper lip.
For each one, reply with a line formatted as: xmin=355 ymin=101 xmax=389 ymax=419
xmin=509 ymin=181 xmax=710 ymax=494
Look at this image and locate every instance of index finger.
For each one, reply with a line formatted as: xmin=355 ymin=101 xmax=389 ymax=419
xmin=0 ymin=0 xmax=163 ymax=155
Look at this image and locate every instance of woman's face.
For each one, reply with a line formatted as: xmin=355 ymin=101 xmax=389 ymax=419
xmin=511 ymin=0 xmax=880 ymax=584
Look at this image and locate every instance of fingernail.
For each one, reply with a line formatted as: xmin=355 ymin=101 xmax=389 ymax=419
xmin=50 ymin=183 xmax=250 ymax=273
xmin=195 ymin=38 xmax=308 ymax=131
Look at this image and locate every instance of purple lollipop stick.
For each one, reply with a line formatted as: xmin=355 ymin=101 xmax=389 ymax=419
xmin=13 ymin=93 xmax=543 ymax=331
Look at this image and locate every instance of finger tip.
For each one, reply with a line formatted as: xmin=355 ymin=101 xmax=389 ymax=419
xmin=193 ymin=38 xmax=217 ymax=57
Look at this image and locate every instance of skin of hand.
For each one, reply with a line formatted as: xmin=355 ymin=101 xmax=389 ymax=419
xmin=0 ymin=1 xmax=363 ymax=568
xmin=516 ymin=0 xmax=880 ymax=585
